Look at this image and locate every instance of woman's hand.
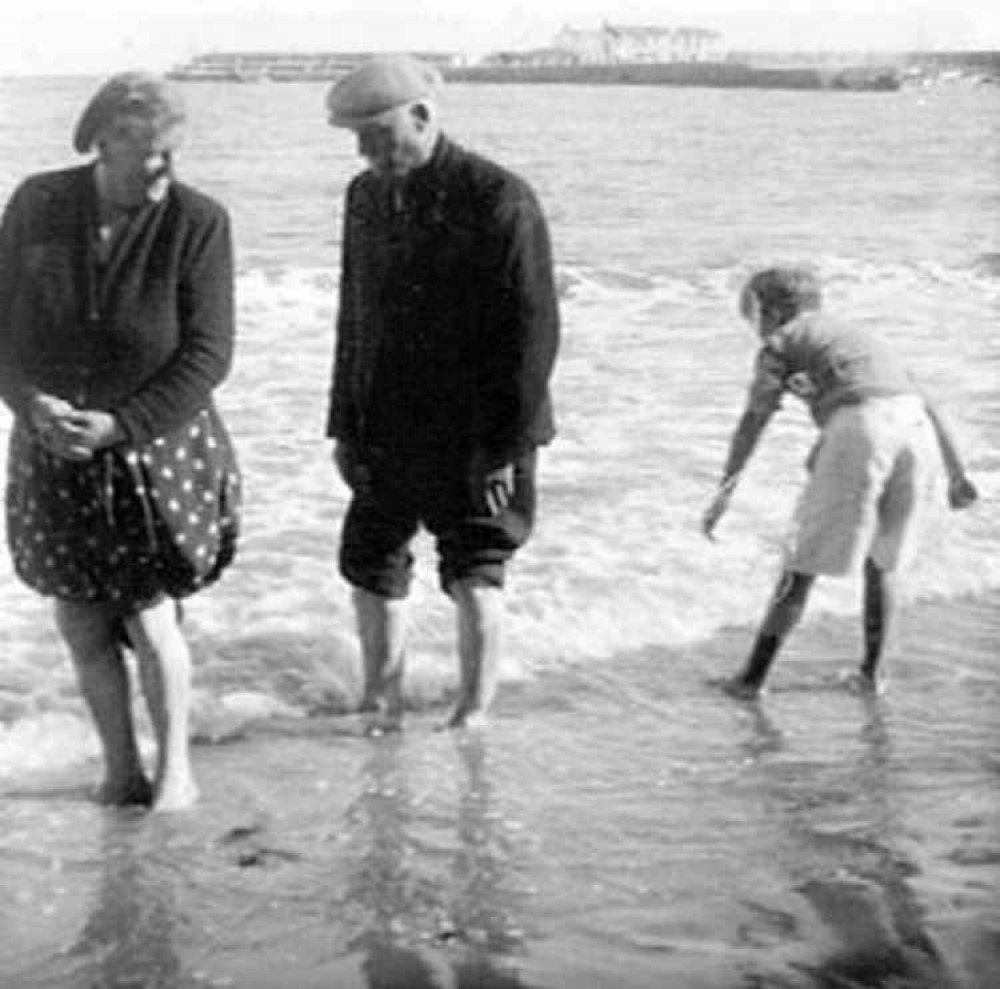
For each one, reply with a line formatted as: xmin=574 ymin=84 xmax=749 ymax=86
xmin=56 ymin=410 xmax=125 ymax=455
xmin=29 ymin=393 xmax=90 ymax=460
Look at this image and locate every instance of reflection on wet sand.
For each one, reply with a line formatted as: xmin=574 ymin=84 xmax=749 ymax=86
xmin=63 ymin=814 xmax=183 ymax=988
xmin=348 ymin=733 xmax=536 ymax=989
xmin=741 ymin=701 xmax=960 ymax=988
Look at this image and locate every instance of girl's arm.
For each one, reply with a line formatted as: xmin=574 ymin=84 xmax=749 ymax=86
xmin=923 ymin=397 xmax=978 ymax=509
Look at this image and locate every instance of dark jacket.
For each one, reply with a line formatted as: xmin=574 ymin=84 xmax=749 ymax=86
xmin=0 ymin=164 xmax=234 ymax=445
xmin=327 ymin=136 xmax=559 ymax=465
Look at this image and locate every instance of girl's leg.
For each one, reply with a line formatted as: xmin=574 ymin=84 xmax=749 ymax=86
xmin=726 ymin=570 xmax=815 ymax=698
xmin=859 ymin=557 xmax=899 ymax=690
xmin=54 ymin=599 xmax=151 ymax=806
xmin=123 ymin=597 xmax=197 ymax=812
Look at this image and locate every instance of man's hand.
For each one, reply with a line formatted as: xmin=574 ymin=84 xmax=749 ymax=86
xmin=470 ymin=451 xmax=515 ymax=517
xmin=948 ymin=473 xmax=978 ymax=510
xmin=333 ymin=441 xmax=370 ymax=492
xmin=483 ymin=463 xmax=515 ymax=516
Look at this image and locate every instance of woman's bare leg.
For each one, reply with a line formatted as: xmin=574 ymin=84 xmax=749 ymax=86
xmin=54 ymin=599 xmax=151 ymax=806
xmin=123 ymin=597 xmax=197 ymax=812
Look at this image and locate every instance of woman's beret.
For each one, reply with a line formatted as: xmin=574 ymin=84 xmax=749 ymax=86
xmin=73 ymin=71 xmax=186 ymax=154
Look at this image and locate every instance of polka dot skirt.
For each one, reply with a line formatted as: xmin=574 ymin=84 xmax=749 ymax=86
xmin=5 ymin=407 xmax=240 ymax=604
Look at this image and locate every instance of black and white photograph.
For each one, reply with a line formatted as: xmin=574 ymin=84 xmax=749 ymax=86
xmin=1 ymin=2 xmax=997 ymax=986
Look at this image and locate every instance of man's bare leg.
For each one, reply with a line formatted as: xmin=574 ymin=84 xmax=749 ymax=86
xmin=448 ymin=580 xmax=504 ymax=728
xmin=54 ymin=599 xmax=151 ymax=807
xmin=353 ymin=586 xmax=407 ymax=732
xmin=124 ymin=597 xmax=198 ymax=812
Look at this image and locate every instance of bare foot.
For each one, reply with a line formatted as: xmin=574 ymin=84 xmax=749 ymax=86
xmin=152 ymin=776 xmax=199 ymax=813
xmin=362 ymin=713 xmax=404 ymax=737
xmin=840 ymin=670 xmax=888 ymax=696
xmin=94 ymin=774 xmax=154 ymax=808
xmin=443 ymin=707 xmax=489 ymax=730
xmin=358 ymin=697 xmax=404 ymax=735
xmin=719 ymin=676 xmax=765 ymax=701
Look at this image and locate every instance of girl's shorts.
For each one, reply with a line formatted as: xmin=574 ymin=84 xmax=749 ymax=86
xmin=784 ymin=395 xmax=939 ymax=576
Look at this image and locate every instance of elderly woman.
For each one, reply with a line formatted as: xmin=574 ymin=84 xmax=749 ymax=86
xmin=0 ymin=72 xmax=240 ymax=810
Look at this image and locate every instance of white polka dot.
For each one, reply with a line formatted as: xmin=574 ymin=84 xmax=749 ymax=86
xmin=161 ymin=466 xmax=174 ymax=480
xmin=168 ymin=499 xmax=181 ymax=512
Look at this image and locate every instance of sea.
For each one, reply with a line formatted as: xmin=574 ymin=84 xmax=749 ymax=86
xmin=0 ymin=75 xmax=997 ymax=988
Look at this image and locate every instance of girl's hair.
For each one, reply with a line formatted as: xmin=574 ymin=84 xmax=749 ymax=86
xmin=740 ymin=266 xmax=822 ymax=327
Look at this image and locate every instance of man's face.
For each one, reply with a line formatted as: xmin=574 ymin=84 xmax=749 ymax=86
xmin=98 ymin=117 xmax=176 ymax=207
xmin=354 ymin=104 xmax=427 ymax=178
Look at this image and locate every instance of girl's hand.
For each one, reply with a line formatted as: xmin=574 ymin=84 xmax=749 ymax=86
xmin=948 ymin=473 xmax=978 ymax=510
xmin=702 ymin=486 xmax=733 ymax=540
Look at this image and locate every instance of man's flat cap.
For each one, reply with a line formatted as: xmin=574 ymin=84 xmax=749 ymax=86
xmin=73 ymin=71 xmax=186 ymax=154
xmin=326 ymin=55 xmax=442 ymax=129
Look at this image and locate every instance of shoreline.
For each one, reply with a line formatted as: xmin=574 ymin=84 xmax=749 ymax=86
xmin=2 ymin=588 xmax=998 ymax=988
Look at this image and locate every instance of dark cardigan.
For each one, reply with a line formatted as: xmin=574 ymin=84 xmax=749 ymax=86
xmin=0 ymin=164 xmax=234 ymax=445
xmin=327 ymin=136 xmax=559 ymax=465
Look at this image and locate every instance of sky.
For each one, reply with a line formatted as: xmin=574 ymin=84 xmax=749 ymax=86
xmin=1 ymin=1 xmax=999 ymax=77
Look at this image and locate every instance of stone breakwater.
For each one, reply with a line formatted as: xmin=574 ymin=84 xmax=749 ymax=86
xmin=441 ymin=61 xmax=901 ymax=91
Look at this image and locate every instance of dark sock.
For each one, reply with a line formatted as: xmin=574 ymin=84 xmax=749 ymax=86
xmin=741 ymin=633 xmax=781 ymax=688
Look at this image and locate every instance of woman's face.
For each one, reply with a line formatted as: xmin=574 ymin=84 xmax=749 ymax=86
xmin=98 ymin=117 xmax=176 ymax=208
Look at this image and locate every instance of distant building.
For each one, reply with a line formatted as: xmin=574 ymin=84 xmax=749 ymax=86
xmin=551 ymin=21 xmax=726 ymax=64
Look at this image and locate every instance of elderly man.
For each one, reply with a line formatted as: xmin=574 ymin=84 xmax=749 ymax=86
xmin=325 ymin=55 xmax=560 ymax=730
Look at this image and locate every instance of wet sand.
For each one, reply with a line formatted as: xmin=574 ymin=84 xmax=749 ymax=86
xmin=1 ymin=592 xmax=998 ymax=989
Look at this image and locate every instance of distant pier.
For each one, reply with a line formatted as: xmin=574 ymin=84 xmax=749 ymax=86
xmin=165 ymin=49 xmax=1000 ymax=92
